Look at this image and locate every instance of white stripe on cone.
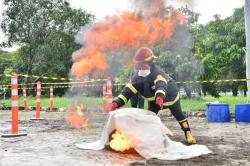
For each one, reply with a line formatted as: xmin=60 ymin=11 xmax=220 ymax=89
xmin=107 ymin=90 xmax=112 ymax=94
xmin=12 ymin=89 xmax=18 ymax=95
xmin=11 ymin=78 xmax=17 ymax=84
xmin=12 ymin=101 xmax=18 ymax=107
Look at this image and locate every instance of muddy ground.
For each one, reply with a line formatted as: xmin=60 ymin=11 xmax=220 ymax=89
xmin=0 ymin=110 xmax=250 ymax=166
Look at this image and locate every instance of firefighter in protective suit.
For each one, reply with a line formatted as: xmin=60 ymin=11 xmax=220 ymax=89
xmin=111 ymin=47 xmax=196 ymax=144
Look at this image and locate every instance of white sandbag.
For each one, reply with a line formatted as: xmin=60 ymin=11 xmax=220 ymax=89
xmin=77 ymin=108 xmax=212 ymax=160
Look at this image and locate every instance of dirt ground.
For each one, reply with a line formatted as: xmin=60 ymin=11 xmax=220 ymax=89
xmin=0 ymin=110 xmax=250 ymax=166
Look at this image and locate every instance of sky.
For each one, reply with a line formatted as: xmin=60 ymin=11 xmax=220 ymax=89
xmin=0 ymin=0 xmax=245 ymax=51
xmin=68 ymin=0 xmax=244 ymax=24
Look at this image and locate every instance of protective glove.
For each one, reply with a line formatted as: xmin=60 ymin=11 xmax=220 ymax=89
xmin=155 ymin=96 xmax=164 ymax=110
xmin=110 ymin=101 xmax=119 ymax=111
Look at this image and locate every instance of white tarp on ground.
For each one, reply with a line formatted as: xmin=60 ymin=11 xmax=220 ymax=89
xmin=77 ymin=108 xmax=212 ymax=160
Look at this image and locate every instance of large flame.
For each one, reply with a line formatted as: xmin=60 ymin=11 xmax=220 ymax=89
xmin=66 ymin=104 xmax=89 ymax=130
xmin=109 ymin=130 xmax=134 ymax=153
xmin=71 ymin=0 xmax=187 ymax=78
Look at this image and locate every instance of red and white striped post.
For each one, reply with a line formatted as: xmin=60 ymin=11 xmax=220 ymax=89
xmin=36 ymin=81 xmax=42 ymax=119
xmin=2 ymin=72 xmax=27 ymax=137
xmin=106 ymin=78 xmax=113 ymax=112
xmin=102 ymin=84 xmax=107 ymax=113
xmin=11 ymin=73 xmax=19 ymax=134
xmin=23 ymin=88 xmax=27 ymax=111
xmin=50 ymin=86 xmax=53 ymax=112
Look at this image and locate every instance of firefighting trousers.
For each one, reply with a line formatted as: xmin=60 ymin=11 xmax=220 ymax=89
xmin=148 ymin=99 xmax=186 ymax=121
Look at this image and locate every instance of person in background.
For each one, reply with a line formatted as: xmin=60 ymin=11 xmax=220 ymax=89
xmin=111 ymin=47 xmax=196 ymax=144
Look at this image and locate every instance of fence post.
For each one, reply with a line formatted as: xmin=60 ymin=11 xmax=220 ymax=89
xmin=106 ymin=78 xmax=113 ymax=112
xmin=1 ymin=72 xmax=27 ymax=137
xmin=50 ymin=86 xmax=53 ymax=112
xmin=102 ymin=84 xmax=107 ymax=113
xmin=11 ymin=73 xmax=18 ymax=134
xmin=23 ymin=88 xmax=27 ymax=111
xmin=36 ymin=81 xmax=42 ymax=119
xmin=31 ymin=81 xmax=44 ymax=120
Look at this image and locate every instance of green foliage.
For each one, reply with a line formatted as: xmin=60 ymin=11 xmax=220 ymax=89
xmin=197 ymin=7 xmax=245 ymax=96
xmin=0 ymin=49 xmax=17 ymax=89
xmin=0 ymin=65 xmax=13 ymax=98
xmin=0 ymin=49 xmax=16 ymax=73
xmin=1 ymin=0 xmax=94 ymax=95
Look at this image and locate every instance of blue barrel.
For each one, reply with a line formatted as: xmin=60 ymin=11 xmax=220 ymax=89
xmin=235 ymin=104 xmax=250 ymax=123
xmin=206 ymin=103 xmax=230 ymax=122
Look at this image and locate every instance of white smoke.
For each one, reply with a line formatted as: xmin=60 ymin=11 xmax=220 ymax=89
xmin=74 ymin=23 xmax=93 ymax=45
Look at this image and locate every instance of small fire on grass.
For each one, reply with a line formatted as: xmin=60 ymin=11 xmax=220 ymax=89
xmin=109 ymin=130 xmax=136 ymax=154
xmin=66 ymin=104 xmax=89 ymax=130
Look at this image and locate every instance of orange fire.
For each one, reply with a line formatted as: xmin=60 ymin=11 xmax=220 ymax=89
xmin=109 ymin=130 xmax=135 ymax=153
xmin=66 ymin=104 xmax=89 ymax=130
xmin=71 ymin=1 xmax=187 ymax=78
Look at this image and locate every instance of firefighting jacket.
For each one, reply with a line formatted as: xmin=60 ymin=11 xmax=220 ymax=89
xmin=114 ymin=64 xmax=180 ymax=108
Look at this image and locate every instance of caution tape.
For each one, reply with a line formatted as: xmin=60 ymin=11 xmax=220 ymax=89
xmin=16 ymin=84 xmax=102 ymax=90
xmin=113 ymin=78 xmax=248 ymax=86
xmin=0 ymin=73 xmax=108 ymax=82
xmin=41 ymin=79 xmax=108 ymax=85
xmin=0 ymin=74 xmax=11 ymax=77
xmin=175 ymin=79 xmax=247 ymax=84
xmin=0 ymin=78 xmax=249 ymax=90
xmin=0 ymin=73 xmax=70 ymax=81
xmin=0 ymin=79 xmax=108 ymax=88
xmin=19 ymin=74 xmax=69 ymax=81
xmin=0 ymin=84 xmax=103 ymax=90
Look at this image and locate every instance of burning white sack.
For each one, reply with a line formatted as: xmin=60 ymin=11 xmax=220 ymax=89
xmin=76 ymin=108 xmax=212 ymax=160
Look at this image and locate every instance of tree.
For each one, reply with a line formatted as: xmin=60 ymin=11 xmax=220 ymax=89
xmin=1 ymin=0 xmax=93 ymax=87
xmin=0 ymin=49 xmax=18 ymax=98
xmin=198 ymin=7 xmax=245 ymax=97
xmin=0 ymin=50 xmax=14 ymax=74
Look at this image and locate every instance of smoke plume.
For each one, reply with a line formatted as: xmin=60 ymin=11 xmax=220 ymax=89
xmin=71 ymin=0 xmax=194 ymax=79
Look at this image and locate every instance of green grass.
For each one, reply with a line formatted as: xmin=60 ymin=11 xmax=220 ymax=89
xmin=180 ymin=96 xmax=206 ymax=112
xmin=0 ymin=94 xmax=247 ymax=112
xmin=181 ymin=94 xmax=247 ymax=112
xmin=0 ymin=96 xmax=102 ymax=109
